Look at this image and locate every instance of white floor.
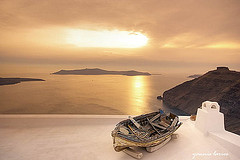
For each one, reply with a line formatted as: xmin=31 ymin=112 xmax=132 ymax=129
xmin=0 ymin=115 xmax=239 ymax=160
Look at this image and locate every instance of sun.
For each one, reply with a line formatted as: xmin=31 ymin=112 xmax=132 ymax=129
xmin=65 ymin=29 xmax=148 ymax=48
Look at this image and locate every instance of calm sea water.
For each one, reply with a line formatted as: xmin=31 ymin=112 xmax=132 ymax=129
xmin=0 ymin=73 xmax=188 ymax=115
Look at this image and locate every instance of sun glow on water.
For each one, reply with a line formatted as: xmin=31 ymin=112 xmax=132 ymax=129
xmin=65 ymin=29 xmax=148 ymax=48
xmin=130 ymin=76 xmax=149 ymax=115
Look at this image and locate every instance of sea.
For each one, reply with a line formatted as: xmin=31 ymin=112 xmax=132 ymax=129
xmin=0 ymin=73 xmax=189 ymax=115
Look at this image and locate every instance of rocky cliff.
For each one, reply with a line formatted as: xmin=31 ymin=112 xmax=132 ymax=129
xmin=163 ymin=67 xmax=240 ymax=135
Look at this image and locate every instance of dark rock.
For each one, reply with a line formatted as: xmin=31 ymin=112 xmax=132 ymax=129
xmin=157 ymin=96 xmax=163 ymax=100
xmin=52 ymin=68 xmax=151 ymax=76
xmin=163 ymin=67 xmax=240 ymax=135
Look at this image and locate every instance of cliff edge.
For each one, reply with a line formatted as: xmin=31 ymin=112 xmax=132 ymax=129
xmin=163 ymin=67 xmax=240 ymax=135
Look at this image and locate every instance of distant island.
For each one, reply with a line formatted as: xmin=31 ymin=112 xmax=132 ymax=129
xmin=187 ymin=74 xmax=202 ymax=78
xmin=0 ymin=78 xmax=45 ymax=86
xmin=52 ymin=68 xmax=151 ymax=76
xmin=161 ymin=67 xmax=240 ymax=135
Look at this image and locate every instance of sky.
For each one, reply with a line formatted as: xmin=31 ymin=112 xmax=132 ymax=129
xmin=0 ymin=0 xmax=240 ymax=74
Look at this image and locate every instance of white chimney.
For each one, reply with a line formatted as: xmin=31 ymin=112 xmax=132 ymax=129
xmin=195 ymin=101 xmax=225 ymax=134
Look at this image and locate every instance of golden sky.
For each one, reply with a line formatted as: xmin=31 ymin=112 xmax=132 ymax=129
xmin=0 ymin=0 xmax=240 ymax=74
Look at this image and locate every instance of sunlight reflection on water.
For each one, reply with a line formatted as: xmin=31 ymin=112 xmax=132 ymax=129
xmin=130 ymin=76 xmax=148 ymax=115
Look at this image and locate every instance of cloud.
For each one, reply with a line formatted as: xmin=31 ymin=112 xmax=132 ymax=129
xmin=1 ymin=0 xmax=240 ymax=45
xmin=0 ymin=0 xmax=240 ymax=73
